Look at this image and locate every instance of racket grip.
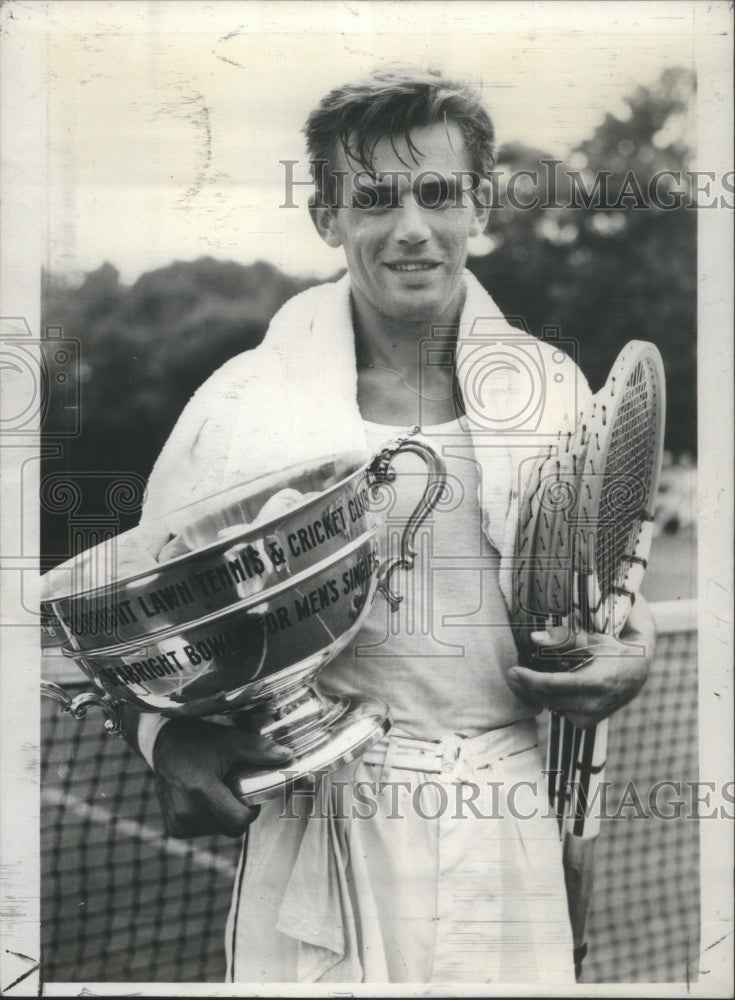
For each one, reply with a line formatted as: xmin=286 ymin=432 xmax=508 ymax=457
xmin=562 ymin=833 xmax=596 ymax=975
xmin=564 ymin=717 xmax=609 ymax=839
xmin=546 ymin=710 xmax=564 ymax=823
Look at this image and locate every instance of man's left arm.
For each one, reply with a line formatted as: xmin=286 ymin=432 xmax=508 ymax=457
xmin=506 ymin=594 xmax=656 ymax=729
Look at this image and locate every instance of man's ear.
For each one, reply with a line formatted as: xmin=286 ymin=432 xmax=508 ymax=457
xmin=468 ymin=178 xmax=493 ymax=237
xmin=309 ymin=195 xmax=342 ymax=248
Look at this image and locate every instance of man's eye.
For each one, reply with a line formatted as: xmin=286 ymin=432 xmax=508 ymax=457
xmin=416 ymin=179 xmax=452 ymax=208
xmin=349 ymin=179 xmax=458 ymax=210
xmin=351 ymin=187 xmax=395 ymax=210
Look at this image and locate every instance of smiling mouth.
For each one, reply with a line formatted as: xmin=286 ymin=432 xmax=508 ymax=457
xmin=385 ymin=262 xmax=440 ymax=272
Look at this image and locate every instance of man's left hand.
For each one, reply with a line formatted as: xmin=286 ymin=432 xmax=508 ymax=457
xmin=506 ymin=595 xmax=656 ymax=729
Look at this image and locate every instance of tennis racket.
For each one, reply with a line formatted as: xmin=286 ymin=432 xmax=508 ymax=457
xmin=514 ymin=339 xmax=666 ymax=975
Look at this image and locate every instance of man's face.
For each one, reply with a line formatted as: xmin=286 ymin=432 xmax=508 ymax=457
xmin=313 ymin=121 xmax=490 ymax=325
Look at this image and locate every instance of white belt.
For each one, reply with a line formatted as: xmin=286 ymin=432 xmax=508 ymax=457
xmin=361 ymin=720 xmax=538 ymax=783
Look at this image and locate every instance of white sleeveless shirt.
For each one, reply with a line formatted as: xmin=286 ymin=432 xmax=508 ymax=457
xmin=320 ymin=417 xmax=533 ymax=739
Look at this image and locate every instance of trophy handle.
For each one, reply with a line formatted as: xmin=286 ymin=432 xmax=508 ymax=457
xmin=41 ymin=680 xmax=126 ymax=737
xmin=369 ymin=425 xmax=447 ymax=611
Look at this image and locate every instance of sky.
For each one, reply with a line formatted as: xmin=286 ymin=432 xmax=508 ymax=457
xmin=39 ymin=1 xmax=699 ymax=284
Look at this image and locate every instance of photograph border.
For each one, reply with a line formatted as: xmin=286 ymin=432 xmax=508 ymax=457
xmin=0 ymin=2 xmax=732 ymax=996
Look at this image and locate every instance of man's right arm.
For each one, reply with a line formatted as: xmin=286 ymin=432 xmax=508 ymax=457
xmin=121 ymin=706 xmax=294 ymax=838
xmin=127 ymin=347 xmax=297 ymax=838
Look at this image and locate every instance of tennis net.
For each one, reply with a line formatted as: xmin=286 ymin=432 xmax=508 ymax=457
xmin=41 ymin=599 xmax=699 ymax=984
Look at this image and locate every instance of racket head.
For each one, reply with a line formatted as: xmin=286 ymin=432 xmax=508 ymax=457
xmin=514 ymin=440 xmax=557 ymax=618
xmin=514 ymin=409 xmax=590 ymax=622
xmin=576 ymin=341 xmax=666 ymax=636
xmin=514 ymin=339 xmax=666 ymax=638
xmin=536 ymin=413 xmax=592 ymax=619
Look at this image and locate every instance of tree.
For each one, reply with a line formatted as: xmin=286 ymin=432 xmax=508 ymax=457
xmin=40 ymin=259 xmax=318 ymax=565
xmin=469 ymin=67 xmax=696 ymax=454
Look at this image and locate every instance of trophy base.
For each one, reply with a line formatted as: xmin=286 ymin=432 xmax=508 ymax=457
xmin=227 ymin=693 xmax=391 ymax=806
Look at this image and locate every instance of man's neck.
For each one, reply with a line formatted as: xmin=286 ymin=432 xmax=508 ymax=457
xmin=350 ymin=281 xmax=466 ymax=426
xmin=351 ymin=283 xmax=465 ymax=372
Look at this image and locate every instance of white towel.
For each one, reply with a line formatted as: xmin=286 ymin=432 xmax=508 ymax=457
xmin=141 ymin=270 xmax=590 ymax=609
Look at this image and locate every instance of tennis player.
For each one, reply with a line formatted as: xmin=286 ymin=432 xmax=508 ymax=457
xmin=135 ymin=66 xmax=656 ymax=984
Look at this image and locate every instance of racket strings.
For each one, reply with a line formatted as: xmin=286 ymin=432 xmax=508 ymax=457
xmin=594 ymin=360 xmax=661 ymax=619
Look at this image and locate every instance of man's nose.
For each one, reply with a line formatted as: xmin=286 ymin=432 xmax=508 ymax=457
xmin=390 ymin=194 xmax=431 ymax=244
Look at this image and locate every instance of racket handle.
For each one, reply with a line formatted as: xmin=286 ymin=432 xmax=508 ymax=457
xmin=564 ymin=717 xmax=609 ymax=839
xmin=563 ymin=832 xmax=597 ymax=978
xmin=546 ymin=710 xmax=564 ymax=823
xmin=549 ymin=713 xmax=578 ymax=829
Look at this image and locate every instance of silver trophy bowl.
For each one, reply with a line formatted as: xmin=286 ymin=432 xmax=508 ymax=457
xmin=41 ymin=428 xmax=446 ymax=805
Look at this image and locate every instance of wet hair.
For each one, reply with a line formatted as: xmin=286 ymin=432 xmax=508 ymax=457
xmin=303 ymin=65 xmax=496 ymax=206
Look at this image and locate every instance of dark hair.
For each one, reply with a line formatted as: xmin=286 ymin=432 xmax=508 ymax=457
xmin=303 ymin=65 xmax=496 ymax=205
